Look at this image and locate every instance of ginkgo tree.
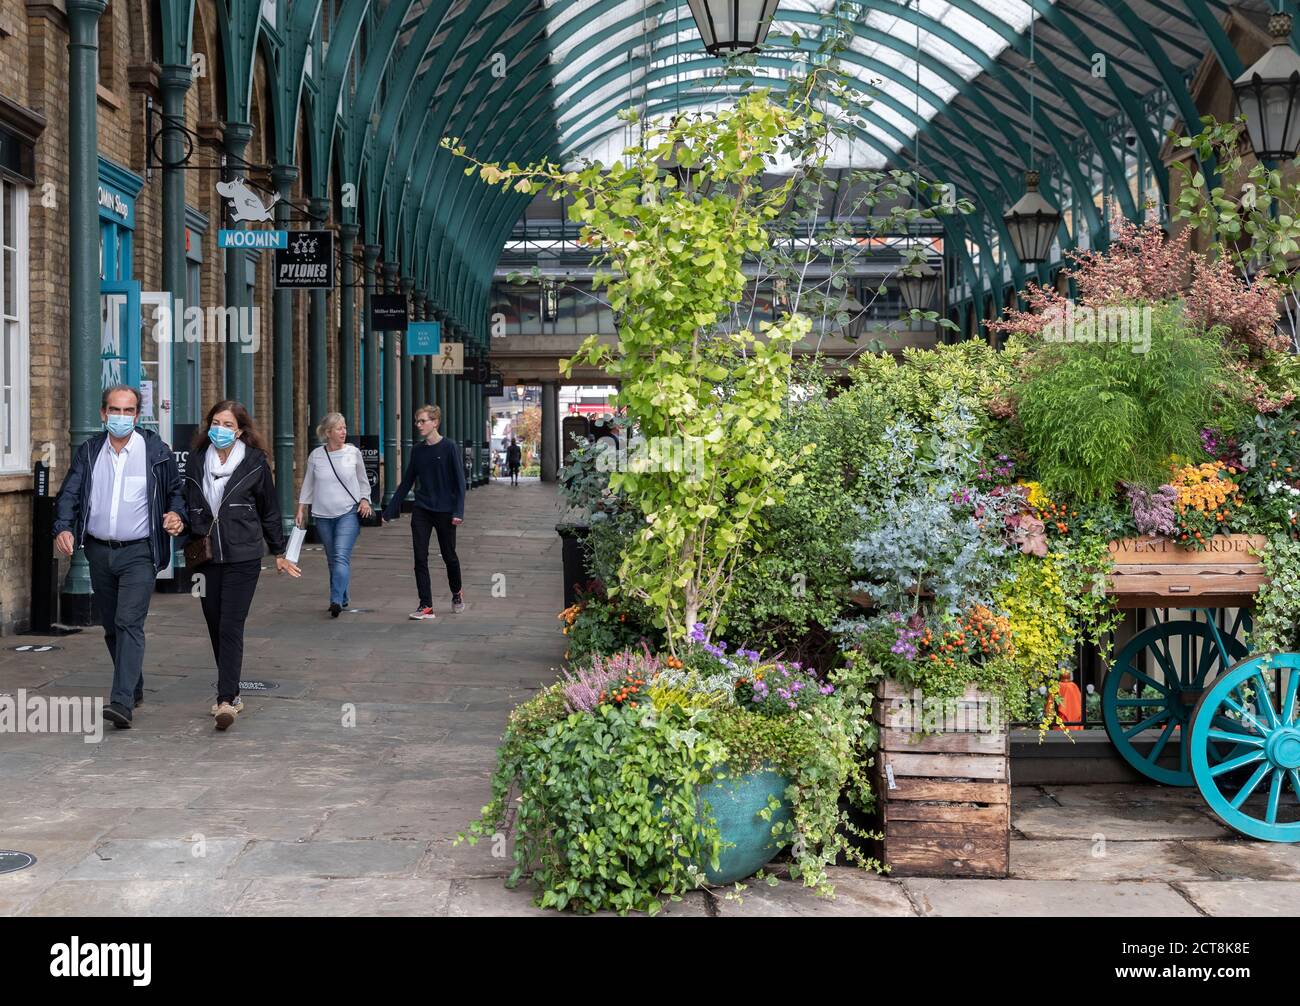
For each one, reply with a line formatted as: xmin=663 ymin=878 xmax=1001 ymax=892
xmin=446 ymin=90 xmax=814 ymax=648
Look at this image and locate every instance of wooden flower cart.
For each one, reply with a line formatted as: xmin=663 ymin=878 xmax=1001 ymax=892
xmin=1100 ymin=534 xmax=1300 ymax=842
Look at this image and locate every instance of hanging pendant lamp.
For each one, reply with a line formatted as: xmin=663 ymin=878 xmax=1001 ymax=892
xmin=1233 ymin=11 xmax=1300 ymax=162
xmin=686 ymin=0 xmax=782 ymax=56
xmin=1004 ymin=170 xmax=1062 ymax=265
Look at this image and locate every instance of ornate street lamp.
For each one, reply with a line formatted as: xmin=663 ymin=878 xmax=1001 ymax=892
xmin=1003 ymin=170 xmax=1062 ymax=265
xmin=1233 ymin=11 xmax=1300 ymax=162
xmin=686 ymin=0 xmax=782 ymax=56
xmin=898 ymin=258 xmax=941 ymax=313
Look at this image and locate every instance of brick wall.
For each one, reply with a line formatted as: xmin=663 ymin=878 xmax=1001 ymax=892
xmin=0 ymin=0 xmax=408 ymax=634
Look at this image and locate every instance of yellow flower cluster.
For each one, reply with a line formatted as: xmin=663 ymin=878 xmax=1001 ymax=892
xmin=1019 ymin=481 xmax=1052 ymax=511
xmin=1172 ymin=461 xmax=1240 ymax=515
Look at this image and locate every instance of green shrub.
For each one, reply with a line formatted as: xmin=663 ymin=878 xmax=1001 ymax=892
xmin=1015 ymin=305 xmax=1237 ymax=502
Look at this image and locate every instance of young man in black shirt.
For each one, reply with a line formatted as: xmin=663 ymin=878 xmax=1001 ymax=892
xmin=382 ymin=404 xmax=466 ymax=619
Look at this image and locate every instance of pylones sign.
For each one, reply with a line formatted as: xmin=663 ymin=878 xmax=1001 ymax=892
xmin=274 ymin=231 xmax=334 ymax=289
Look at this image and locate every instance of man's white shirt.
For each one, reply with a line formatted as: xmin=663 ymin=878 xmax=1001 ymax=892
xmin=86 ymin=430 xmax=150 ymax=541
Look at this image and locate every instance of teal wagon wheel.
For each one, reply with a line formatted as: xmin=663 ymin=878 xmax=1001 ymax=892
xmin=1102 ymin=614 xmax=1249 ymax=787
xmin=1190 ymin=652 xmax=1300 ymax=842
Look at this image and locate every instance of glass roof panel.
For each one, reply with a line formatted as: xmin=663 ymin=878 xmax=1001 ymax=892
xmin=539 ymin=0 xmax=1053 ymax=169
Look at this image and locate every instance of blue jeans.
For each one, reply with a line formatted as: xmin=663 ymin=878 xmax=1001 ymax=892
xmin=315 ymin=511 xmax=360 ymax=607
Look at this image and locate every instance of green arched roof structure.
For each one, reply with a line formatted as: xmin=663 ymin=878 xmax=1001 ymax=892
xmin=159 ymin=0 xmax=1294 ymax=342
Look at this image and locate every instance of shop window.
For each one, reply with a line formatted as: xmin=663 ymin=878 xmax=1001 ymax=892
xmin=98 ymin=2 xmax=116 ymax=92
xmin=0 ymin=179 xmax=29 ymax=474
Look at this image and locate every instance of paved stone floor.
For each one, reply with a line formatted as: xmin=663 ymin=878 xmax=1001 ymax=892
xmin=1 ymin=479 xmax=1298 ymax=916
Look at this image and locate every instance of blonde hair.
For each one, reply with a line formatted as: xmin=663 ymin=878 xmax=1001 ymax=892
xmin=316 ymin=412 xmax=346 ymax=442
xmin=415 ymin=404 xmax=440 ymax=424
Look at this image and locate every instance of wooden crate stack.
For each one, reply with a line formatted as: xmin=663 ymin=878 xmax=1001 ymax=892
xmin=874 ymin=679 xmax=1010 ymax=878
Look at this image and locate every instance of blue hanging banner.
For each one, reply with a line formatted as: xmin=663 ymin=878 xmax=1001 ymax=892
xmin=218 ymin=230 xmax=288 ymax=250
xmin=406 ymin=321 xmax=442 ymax=356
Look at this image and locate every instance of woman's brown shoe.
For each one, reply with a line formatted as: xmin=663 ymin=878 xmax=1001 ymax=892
xmin=214 ymin=702 xmax=239 ymax=731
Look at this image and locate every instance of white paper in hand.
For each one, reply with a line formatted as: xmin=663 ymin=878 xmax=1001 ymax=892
xmin=285 ymin=526 xmax=307 ymax=564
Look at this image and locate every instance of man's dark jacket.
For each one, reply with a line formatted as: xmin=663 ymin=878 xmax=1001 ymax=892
xmin=52 ymin=428 xmax=188 ymax=574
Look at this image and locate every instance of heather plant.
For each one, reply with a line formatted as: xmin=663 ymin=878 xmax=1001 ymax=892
xmin=1126 ymin=483 xmax=1178 ymax=537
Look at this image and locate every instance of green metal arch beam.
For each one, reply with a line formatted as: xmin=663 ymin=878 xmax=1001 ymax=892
xmin=1099 ymin=0 xmax=1215 ymax=182
xmin=1180 ymin=0 xmax=1246 ymax=79
xmin=364 ymin=0 xmax=458 ymax=255
xmin=1026 ymin=0 xmax=1169 ymax=199
xmin=458 ymin=82 xmax=987 ymax=337
xmin=214 ymin=0 xmax=264 ymax=124
xmin=308 ymin=0 xmax=371 ymax=205
xmin=869 ymin=0 xmax=1136 ymax=220
xmin=159 ymin=0 xmax=195 ymax=67
xmin=269 ymin=0 xmax=321 ymax=166
xmin=341 ymin=0 xmax=413 ymax=241
xmin=385 ymin=1 xmax=545 ymax=272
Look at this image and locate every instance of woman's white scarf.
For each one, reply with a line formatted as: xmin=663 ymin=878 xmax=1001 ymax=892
xmin=203 ymin=439 xmax=246 ymax=512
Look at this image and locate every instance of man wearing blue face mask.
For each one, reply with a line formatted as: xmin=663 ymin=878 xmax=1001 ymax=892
xmin=53 ymin=385 xmax=187 ymax=729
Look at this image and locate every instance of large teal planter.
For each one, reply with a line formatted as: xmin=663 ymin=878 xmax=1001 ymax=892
xmin=698 ymin=769 xmax=793 ymax=885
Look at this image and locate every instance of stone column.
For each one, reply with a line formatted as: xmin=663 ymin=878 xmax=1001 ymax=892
xmin=60 ymin=0 xmax=108 ymax=624
xmin=541 ymin=379 xmax=559 ymax=482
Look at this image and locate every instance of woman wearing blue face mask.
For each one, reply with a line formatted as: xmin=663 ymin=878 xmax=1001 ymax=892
xmin=183 ymin=400 xmax=300 ymax=731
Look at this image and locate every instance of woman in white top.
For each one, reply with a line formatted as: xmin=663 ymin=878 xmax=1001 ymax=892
xmin=296 ymin=413 xmax=372 ymax=617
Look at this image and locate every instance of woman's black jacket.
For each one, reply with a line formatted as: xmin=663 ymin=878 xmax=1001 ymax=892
xmin=183 ymin=445 xmax=286 ymax=563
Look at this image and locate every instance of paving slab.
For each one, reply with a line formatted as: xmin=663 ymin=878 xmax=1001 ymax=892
xmin=24 ymin=880 xmax=251 ymax=916
xmin=1010 ymin=840 xmax=1212 ymax=882
xmin=63 ymin=838 xmax=245 ymax=880
xmin=1014 ymin=803 xmax=1231 ymax=841
xmin=232 ymin=877 xmax=452 ymax=916
xmin=902 ymin=879 xmax=1202 ymax=917
xmin=1180 ymin=840 xmax=1300 ymax=881
xmin=712 ymin=870 xmax=916 ymax=917
xmin=224 ymin=839 xmax=426 ymax=878
xmin=0 ymin=841 xmax=99 ymax=914
xmin=1175 ymin=881 xmax=1300 ymax=916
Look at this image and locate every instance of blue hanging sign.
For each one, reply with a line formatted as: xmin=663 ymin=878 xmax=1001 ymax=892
xmin=218 ymin=229 xmax=288 ymax=250
xmin=406 ymin=321 xmax=442 ymax=356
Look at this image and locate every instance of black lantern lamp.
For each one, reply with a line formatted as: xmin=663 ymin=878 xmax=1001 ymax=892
xmin=898 ymin=258 xmax=941 ymax=313
xmin=1233 ymin=11 xmax=1300 ymax=162
xmin=1003 ymin=14 xmax=1062 ymax=266
xmin=686 ymin=0 xmax=782 ymax=56
xmin=1003 ymin=170 xmax=1062 ymax=264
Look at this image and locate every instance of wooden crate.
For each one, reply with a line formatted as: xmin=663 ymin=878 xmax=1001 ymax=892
xmin=1106 ymin=534 xmax=1266 ymax=609
xmin=874 ymin=679 xmax=1009 ymax=878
